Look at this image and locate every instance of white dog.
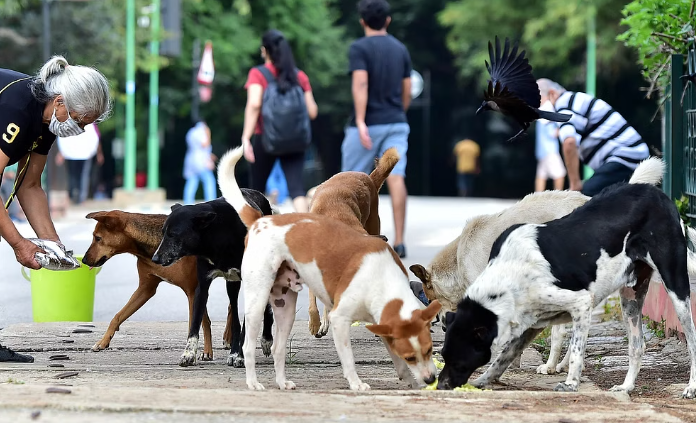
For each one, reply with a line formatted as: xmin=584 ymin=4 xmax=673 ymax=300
xmin=411 ymin=157 xmax=664 ymax=374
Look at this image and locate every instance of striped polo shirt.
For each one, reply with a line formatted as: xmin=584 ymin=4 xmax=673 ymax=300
xmin=555 ymin=91 xmax=648 ymax=170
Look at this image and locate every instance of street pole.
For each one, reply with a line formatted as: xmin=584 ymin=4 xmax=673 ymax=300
xmin=147 ymin=0 xmax=161 ymax=190
xmin=584 ymin=5 xmax=596 ymax=180
xmin=41 ymin=0 xmax=51 ymax=204
xmin=191 ymin=38 xmax=201 ymax=122
xmin=124 ymin=0 xmax=137 ymax=190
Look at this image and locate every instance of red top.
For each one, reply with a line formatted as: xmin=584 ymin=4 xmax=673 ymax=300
xmin=244 ymin=63 xmax=312 ymax=135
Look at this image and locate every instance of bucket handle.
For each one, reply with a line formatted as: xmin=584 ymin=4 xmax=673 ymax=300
xmin=21 ymin=264 xmax=102 ymax=281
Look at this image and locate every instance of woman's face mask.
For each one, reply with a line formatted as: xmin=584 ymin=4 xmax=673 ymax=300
xmin=539 ymin=99 xmax=555 ymax=112
xmin=48 ymin=107 xmax=85 ymax=138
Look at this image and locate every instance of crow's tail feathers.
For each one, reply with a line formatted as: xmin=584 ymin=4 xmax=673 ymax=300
xmin=537 ymin=109 xmax=572 ymax=123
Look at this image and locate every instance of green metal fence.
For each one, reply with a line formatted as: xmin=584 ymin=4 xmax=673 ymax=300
xmin=685 ymin=48 xmax=696 ymax=218
xmin=665 ymin=48 xmax=696 ymax=214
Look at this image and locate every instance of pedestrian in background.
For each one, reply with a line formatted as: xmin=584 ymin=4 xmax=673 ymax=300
xmin=183 ymin=120 xmax=217 ymax=204
xmin=241 ymin=29 xmax=318 ymax=213
xmin=341 ymin=0 xmax=412 ymax=258
xmin=452 ymin=138 xmax=480 ymax=197
xmin=534 ymin=113 xmax=567 ymax=192
xmin=56 ymin=123 xmax=103 ymax=205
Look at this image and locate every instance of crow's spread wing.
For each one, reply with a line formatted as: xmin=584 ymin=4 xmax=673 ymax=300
xmin=484 ymin=36 xmax=540 ymax=108
xmin=483 ymin=81 xmax=535 ymax=119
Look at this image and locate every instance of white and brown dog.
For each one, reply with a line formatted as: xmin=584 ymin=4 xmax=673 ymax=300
xmin=218 ymin=146 xmax=441 ymax=391
xmin=306 ymin=148 xmax=400 ymax=338
xmin=411 ymin=157 xmax=664 ymax=374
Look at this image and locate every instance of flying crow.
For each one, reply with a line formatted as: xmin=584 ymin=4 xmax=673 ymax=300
xmin=476 ymin=36 xmax=572 ymax=142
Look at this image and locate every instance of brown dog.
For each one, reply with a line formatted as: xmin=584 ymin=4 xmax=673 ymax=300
xmin=307 ymin=148 xmax=400 ymax=337
xmin=83 ymin=210 xmax=232 ymax=359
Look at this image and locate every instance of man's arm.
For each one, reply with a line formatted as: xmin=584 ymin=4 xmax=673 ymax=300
xmin=402 ymin=77 xmax=412 ymax=111
xmin=15 ymin=152 xmax=60 ymax=242
xmin=562 ymin=137 xmax=582 ymax=190
xmin=352 ymin=70 xmax=369 ymax=125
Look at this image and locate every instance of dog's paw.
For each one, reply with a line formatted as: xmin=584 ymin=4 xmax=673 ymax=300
xmin=308 ymin=316 xmax=321 ymax=337
xmin=609 ymin=383 xmax=634 ymax=394
xmin=554 ymin=382 xmax=579 ymax=392
xmin=555 ymin=362 xmax=569 ymax=374
xmin=536 ymin=363 xmax=557 ymax=375
xmin=318 ymin=320 xmax=330 ymax=338
xmin=278 ymin=380 xmax=296 ymax=390
xmin=227 ymin=353 xmax=245 ymax=368
xmin=247 ymin=380 xmax=265 ymax=391
xmin=471 ymin=377 xmax=488 ymax=389
xmin=178 ymin=351 xmax=197 ymax=367
xmin=91 ymin=342 xmax=108 ymax=352
xmin=349 ymin=381 xmax=371 ymax=391
xmin=199 ymin=351 xmax=213 ymax=361
xmin=682 ymin=384 xmax=696 ymax=399
xmin=222 ymin=340 xmax=231 ymax=350
xmin=261 ymin=337 xmax=273 ymax=357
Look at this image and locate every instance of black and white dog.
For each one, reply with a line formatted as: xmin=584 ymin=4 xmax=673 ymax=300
xmin=438 ymin=159 xmax=696 ymax=398
xmin=152 ymin=192 xmax=276 ymax=368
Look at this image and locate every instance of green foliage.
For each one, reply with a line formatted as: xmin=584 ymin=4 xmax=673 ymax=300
xmin=439 ymin=0 xmax=634 ymax=88
xmin=617 ymin=0 xmax=695 ymax=98
xmin=675 ymin=195 xmax=692 ymax=227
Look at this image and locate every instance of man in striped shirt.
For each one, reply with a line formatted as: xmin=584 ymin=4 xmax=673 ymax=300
xmin=536 ymin=78 xmax=649 ymax=196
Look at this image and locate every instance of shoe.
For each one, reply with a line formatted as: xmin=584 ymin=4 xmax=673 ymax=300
xmin=0 ymin=344 xmax=34 ymax=363
xmin=394 ymin=244 xmax=406 ymax=259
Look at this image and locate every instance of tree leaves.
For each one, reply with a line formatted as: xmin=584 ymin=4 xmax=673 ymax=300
xmin=617 ymin=0 xmax=695 ymax=98
xmin=439 ymin=0 xmax=633 ymax=88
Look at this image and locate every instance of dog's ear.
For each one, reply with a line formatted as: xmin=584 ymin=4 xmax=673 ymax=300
xmin=171 ymin=203 xmax=183 ymax=212
xmin=444 ymin=311 xmax=456 ymax=327
xmin=473 ymin=326 xmax=490 ymax=343
xmin=193 ymin=211 xmax=216 ymax=228
xmin=86 ymin=211 xmax=123 ymax=230
xmin=409 ymin=264 xmax=432 ymax=289
xmin=366 ymin=324 xmax=393 ymax=338
xmin=420 ymin=300 xmax=442 ymax=323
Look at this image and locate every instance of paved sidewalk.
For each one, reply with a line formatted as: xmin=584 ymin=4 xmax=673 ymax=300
xmin=0 ymin=320 xmax=690 ymax=423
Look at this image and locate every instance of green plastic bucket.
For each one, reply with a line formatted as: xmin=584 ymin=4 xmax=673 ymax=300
xmin=21 ymin=256 xmax=101 ymax=323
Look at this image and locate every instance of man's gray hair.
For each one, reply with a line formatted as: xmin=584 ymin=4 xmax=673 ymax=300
xmin=537 ymin=78 xmax=566 ymax=97
xmin=31 ymin=55 xmax=112 ymax=122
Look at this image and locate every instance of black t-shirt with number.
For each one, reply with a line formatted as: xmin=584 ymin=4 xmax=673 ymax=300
xmin=0 ymin=69 xmax=55 ymax=166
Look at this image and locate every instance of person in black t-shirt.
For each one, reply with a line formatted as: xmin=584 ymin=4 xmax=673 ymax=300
xmin=0 ymin=56 xmax=111 ymax=362
xmin=341 ymin=0 xmax=412 ymax=258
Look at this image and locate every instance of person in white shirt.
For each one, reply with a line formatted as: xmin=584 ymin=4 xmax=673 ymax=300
xmin=56 ymin=123 xmax=104 ymax=205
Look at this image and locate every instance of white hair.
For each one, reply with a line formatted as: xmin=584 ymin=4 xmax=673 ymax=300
xmin=536 ymin=78 xmax=566 ymax=97
xmin=30 ymin=55 xmax=112 ymax=122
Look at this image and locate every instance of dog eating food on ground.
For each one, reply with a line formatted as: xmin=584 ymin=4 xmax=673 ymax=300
xmin=410 ymin=156 xmax=664 ymax=375
xmin=437 ymin=159 xmax=696 ymax=399
xmin=218 ymin=146 xmax=441 ymax=391
xmin=306 ymin=147 xmax=400 ymax=338
xmin=83 ymin=211 xmax=218 ymax=359
xmin=152 ymin=193 xmax=275 ymax=368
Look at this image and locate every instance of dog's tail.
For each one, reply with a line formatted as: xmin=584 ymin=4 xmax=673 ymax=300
xmin=217 ymin=146 xmax=263 ymax=228
xmin=369 ymin=147 xmax=400 ymax=191
xmin=681 ymin=223 xmax=696 ymax=277
xmin=628 ymin=157 xmax=664 ymax=186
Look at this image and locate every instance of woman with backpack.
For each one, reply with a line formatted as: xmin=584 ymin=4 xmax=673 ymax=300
xmin=241 ymin=29 xmax=318 ymax=213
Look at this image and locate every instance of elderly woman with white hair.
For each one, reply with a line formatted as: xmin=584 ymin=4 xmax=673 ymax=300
xmin=0 ymin=56 xmax=111 ymax=363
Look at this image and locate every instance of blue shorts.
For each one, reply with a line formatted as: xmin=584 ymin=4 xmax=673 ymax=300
xmin=341 ymin=122 xmax=410 ymax=177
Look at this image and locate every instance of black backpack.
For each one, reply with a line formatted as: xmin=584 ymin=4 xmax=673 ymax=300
xmin=257 ymin=66 xmax=311 ymax=155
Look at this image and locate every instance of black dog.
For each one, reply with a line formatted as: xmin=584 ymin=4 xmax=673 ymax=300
xmin=437 ymin=174 xmax=696 ymax=398
xmin=152 ymin=190 xmax=275 ymax=368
